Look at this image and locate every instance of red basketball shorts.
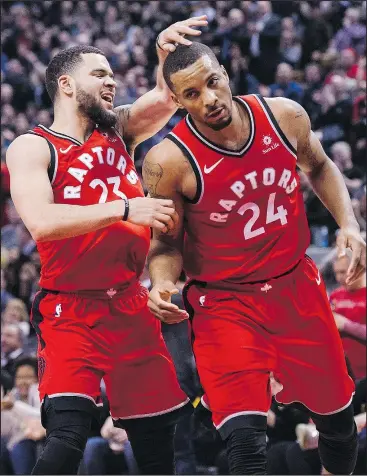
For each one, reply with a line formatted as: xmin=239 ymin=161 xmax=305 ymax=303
xmin=31 ymin=282 xmax=189 ymax=420
xmin=184 ymin=256 xmax=355 ymax=433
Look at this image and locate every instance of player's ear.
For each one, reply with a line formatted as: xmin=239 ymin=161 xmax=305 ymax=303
xmin=58 ymin=75 xmax=74 ymax=97
xmin=221 ymin=65 xmax=229 ymax=83
xmin=171 ymin=93 xmax=185 ymax=110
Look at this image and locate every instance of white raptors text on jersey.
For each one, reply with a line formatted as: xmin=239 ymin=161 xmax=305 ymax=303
xmin=210 ymin=166 xmax=298 ymax=228
xmin=64 ymin=146 xmax=139 ymax=199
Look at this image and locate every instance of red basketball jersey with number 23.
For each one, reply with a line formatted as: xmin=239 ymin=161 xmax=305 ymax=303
xmin=168 ymin=94 xmax=310 ymax=283
xmin=29 ymin=125 xmax=150 ymax=291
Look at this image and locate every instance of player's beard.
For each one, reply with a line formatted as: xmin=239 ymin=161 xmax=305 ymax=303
xmin=206 ymin=114 xmax=233 ymax=131
xmin=76 ymin=89 xmax=117 ymax=128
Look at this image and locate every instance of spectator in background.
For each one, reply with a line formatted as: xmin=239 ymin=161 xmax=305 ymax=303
xmin=314 ymin=75 xmax=353 ymax=148
xmin=1 ymin=268 xmax=15 ymax=312
xmin=301 ymin=62 xmax=323 ymax=124
xmin=2 ymin=298 xmax=30 ymax=338
xmin=222 ymin=44 xmax=259 ymax=96
xmin=331 ymin=6 xmax=366 ymax=56
xmin=299 ymin=1 xmax=332 ymax=67
xmin=330 ymin=141 xmax=364 ymax=196
xmin=269 ymin=62 xmax=304 ymax=102
xmin=1 ymin=199 xmax=22 ymax=250
xmin=1 ymin=324 xmax=27 ymax=389
xmin=248 ymin=0 xmax=282 ymax=84
xmin=330 ymin=254 xmax=366 ymax=381
xmin=279 ymin=17 xmax=302 ymax=67
xmin=82 ymin=416 xmax=138 ymax=475
xmin=352 ymin=186 xmax=366 ymax=232
xmin=1 ymin=357 xmax=44 ymax=475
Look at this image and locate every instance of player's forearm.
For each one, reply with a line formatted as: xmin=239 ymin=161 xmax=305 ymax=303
xmin=148 ymin=239 xmax=183 ymax=286
xmin=307 ymin=159 xmax=360 ymax=230
xmin=31 ymin=200 xmax=124 ymax=242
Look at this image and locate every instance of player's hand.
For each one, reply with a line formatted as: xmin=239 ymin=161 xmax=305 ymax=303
xmin=336 ymin=226 xmax=366 ymax=285
xmin=127 ymin=197 xmax=178 ymax=232
xmin=156 ymin=16 xmax=208 ymax=53
xmin=148 ymin=281 xmax=189 ymax=324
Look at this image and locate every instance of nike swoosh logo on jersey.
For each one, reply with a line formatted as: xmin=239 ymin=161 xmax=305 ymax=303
xmin=315 ymin=270 xmax=321 ymax=285
xmin=204 ymin=157 xmax=224 ymax=174
xmin=60 ymin=144 xmax=77 ymax=154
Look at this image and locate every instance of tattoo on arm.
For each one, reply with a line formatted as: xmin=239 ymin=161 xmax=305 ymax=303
xmin=295 ymin=108 xmax=304 ymax=119
xmin=116 ymin=105 xmax=133 ymax=142
xmin=143 ymin=160 xmax=163 ymax=196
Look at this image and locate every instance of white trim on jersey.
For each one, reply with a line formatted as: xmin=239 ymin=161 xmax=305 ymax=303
xmin=185 ymin=98 xmax=255 ymax=157
xmin=252 ymin=95 xmax=298 ymax=159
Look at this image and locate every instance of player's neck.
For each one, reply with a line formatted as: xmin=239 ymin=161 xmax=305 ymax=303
xmin=192 ymin=101 xmax=249 ymax=150
xmin=51 ymin=106 xmax=95 ymax=144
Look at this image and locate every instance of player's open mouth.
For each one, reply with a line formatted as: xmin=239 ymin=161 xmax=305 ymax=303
xmin=207 ymin=107 xmax=225 ymax=120
xmin=101 ymin=92 xmax=114 ymax=106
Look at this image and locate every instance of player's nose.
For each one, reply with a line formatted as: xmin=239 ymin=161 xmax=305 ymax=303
xmin=203 ymin=89 xmax=218 ymax=108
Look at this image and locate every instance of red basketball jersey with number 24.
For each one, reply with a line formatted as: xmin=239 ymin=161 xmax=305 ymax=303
xmin=29 ymin=125 xmax=150 ymax=291
xmin=168 ymin=94 xmax=310 ymax=283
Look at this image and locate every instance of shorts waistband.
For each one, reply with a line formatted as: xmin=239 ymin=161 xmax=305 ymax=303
xmin=192 ymin=258 xmax=303 ymax=292
xmin=41 ymin=280 xmax=144 ymax=300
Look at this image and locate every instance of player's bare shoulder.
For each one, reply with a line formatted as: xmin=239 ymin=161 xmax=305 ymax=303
xmin=6 ymin=133 xmax=51 ymax=172
xmin=143 ymin=138 xmax=196 ymax=200
xmin=263 ymin=97 xmax=310 ymax=143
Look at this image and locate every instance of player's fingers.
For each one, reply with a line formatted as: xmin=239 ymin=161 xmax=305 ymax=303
xmin=154 ymin=213 xmax=175 ymax=228
xmin=174 ymin=25 xmax=203 ymax=36
xmin=346 ymin=249 xmax=361 ymax=284
xmin=347 ymin=263 xmax=365 ymax=284
xmin=155 ymin=198 xmax=174 ymax=207
xmin=163 ymin=314 xmax=189 ymax=324
xmin=158 ymin=206 xmax=176 ymax=218
xmin=361 ymin=245 xmax=366 ymax=269
xmin=150 ymin=295 xmax=180 ymax=311
xmin=151 ymin=219 xmax=167 ymax=232
xmin=170 ymin=33 xmax=192 ymax=46
xmin=160 ymin=309 xmax=189 ymax=321
xmin=183 ymin=16 xmax=208 ymax=24
xmin=336 ymin=232 xmax=347 ymax=258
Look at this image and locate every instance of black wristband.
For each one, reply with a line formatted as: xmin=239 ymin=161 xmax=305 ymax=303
xmin=122 ymin=198 xmax=129 ymax=221
xmin=156 ymin=34 xmax=164 ymax=51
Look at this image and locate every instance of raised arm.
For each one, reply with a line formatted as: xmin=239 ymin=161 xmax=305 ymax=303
xmin=115 ymin=16 xmax=207 ymax=152
xmin=142 ymin=140 xmax=189 ymax=323
xmin=271 ymin=97 xmax=366 ymax=285
xmin=6 ymin=134 xmax=177 ymax=241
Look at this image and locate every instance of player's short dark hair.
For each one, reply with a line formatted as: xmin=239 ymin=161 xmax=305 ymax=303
xmin=163 ymin=42 xmax=220 ymax=92
xmin=45 ymin=45 xmax=105 ymax=103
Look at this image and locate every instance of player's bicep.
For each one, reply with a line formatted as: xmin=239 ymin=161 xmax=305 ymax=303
xmin=6 ymin=135 xmax=54 ymax=235
xmin=282 ymin=101 xmax=329 ymax=176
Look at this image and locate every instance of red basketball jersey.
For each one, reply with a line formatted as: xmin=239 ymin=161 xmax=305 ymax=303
xmin=29 ymin=125 xmax=150 ymax=291
xmin=168 ymin=95 xmax=310 ymax=283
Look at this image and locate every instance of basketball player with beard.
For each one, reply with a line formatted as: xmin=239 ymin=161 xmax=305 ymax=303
xmin=143 ymin=43 xmax=366 ymax=475
xmin=5 ymin=17 xmax=208 ymax=475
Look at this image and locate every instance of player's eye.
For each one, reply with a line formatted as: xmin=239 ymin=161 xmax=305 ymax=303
xmin=186 ymin=91 xmax=198 ymax=99
xmin=209 ymin=77 xmax=219 ymax=86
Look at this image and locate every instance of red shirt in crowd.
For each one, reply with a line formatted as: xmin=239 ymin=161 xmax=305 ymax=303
xmin=330 ymin=286 xmax=366 ymax=380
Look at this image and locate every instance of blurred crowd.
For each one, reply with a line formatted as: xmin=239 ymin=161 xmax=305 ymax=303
xmin=1 ymin=1 xmax=366 ymax=474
